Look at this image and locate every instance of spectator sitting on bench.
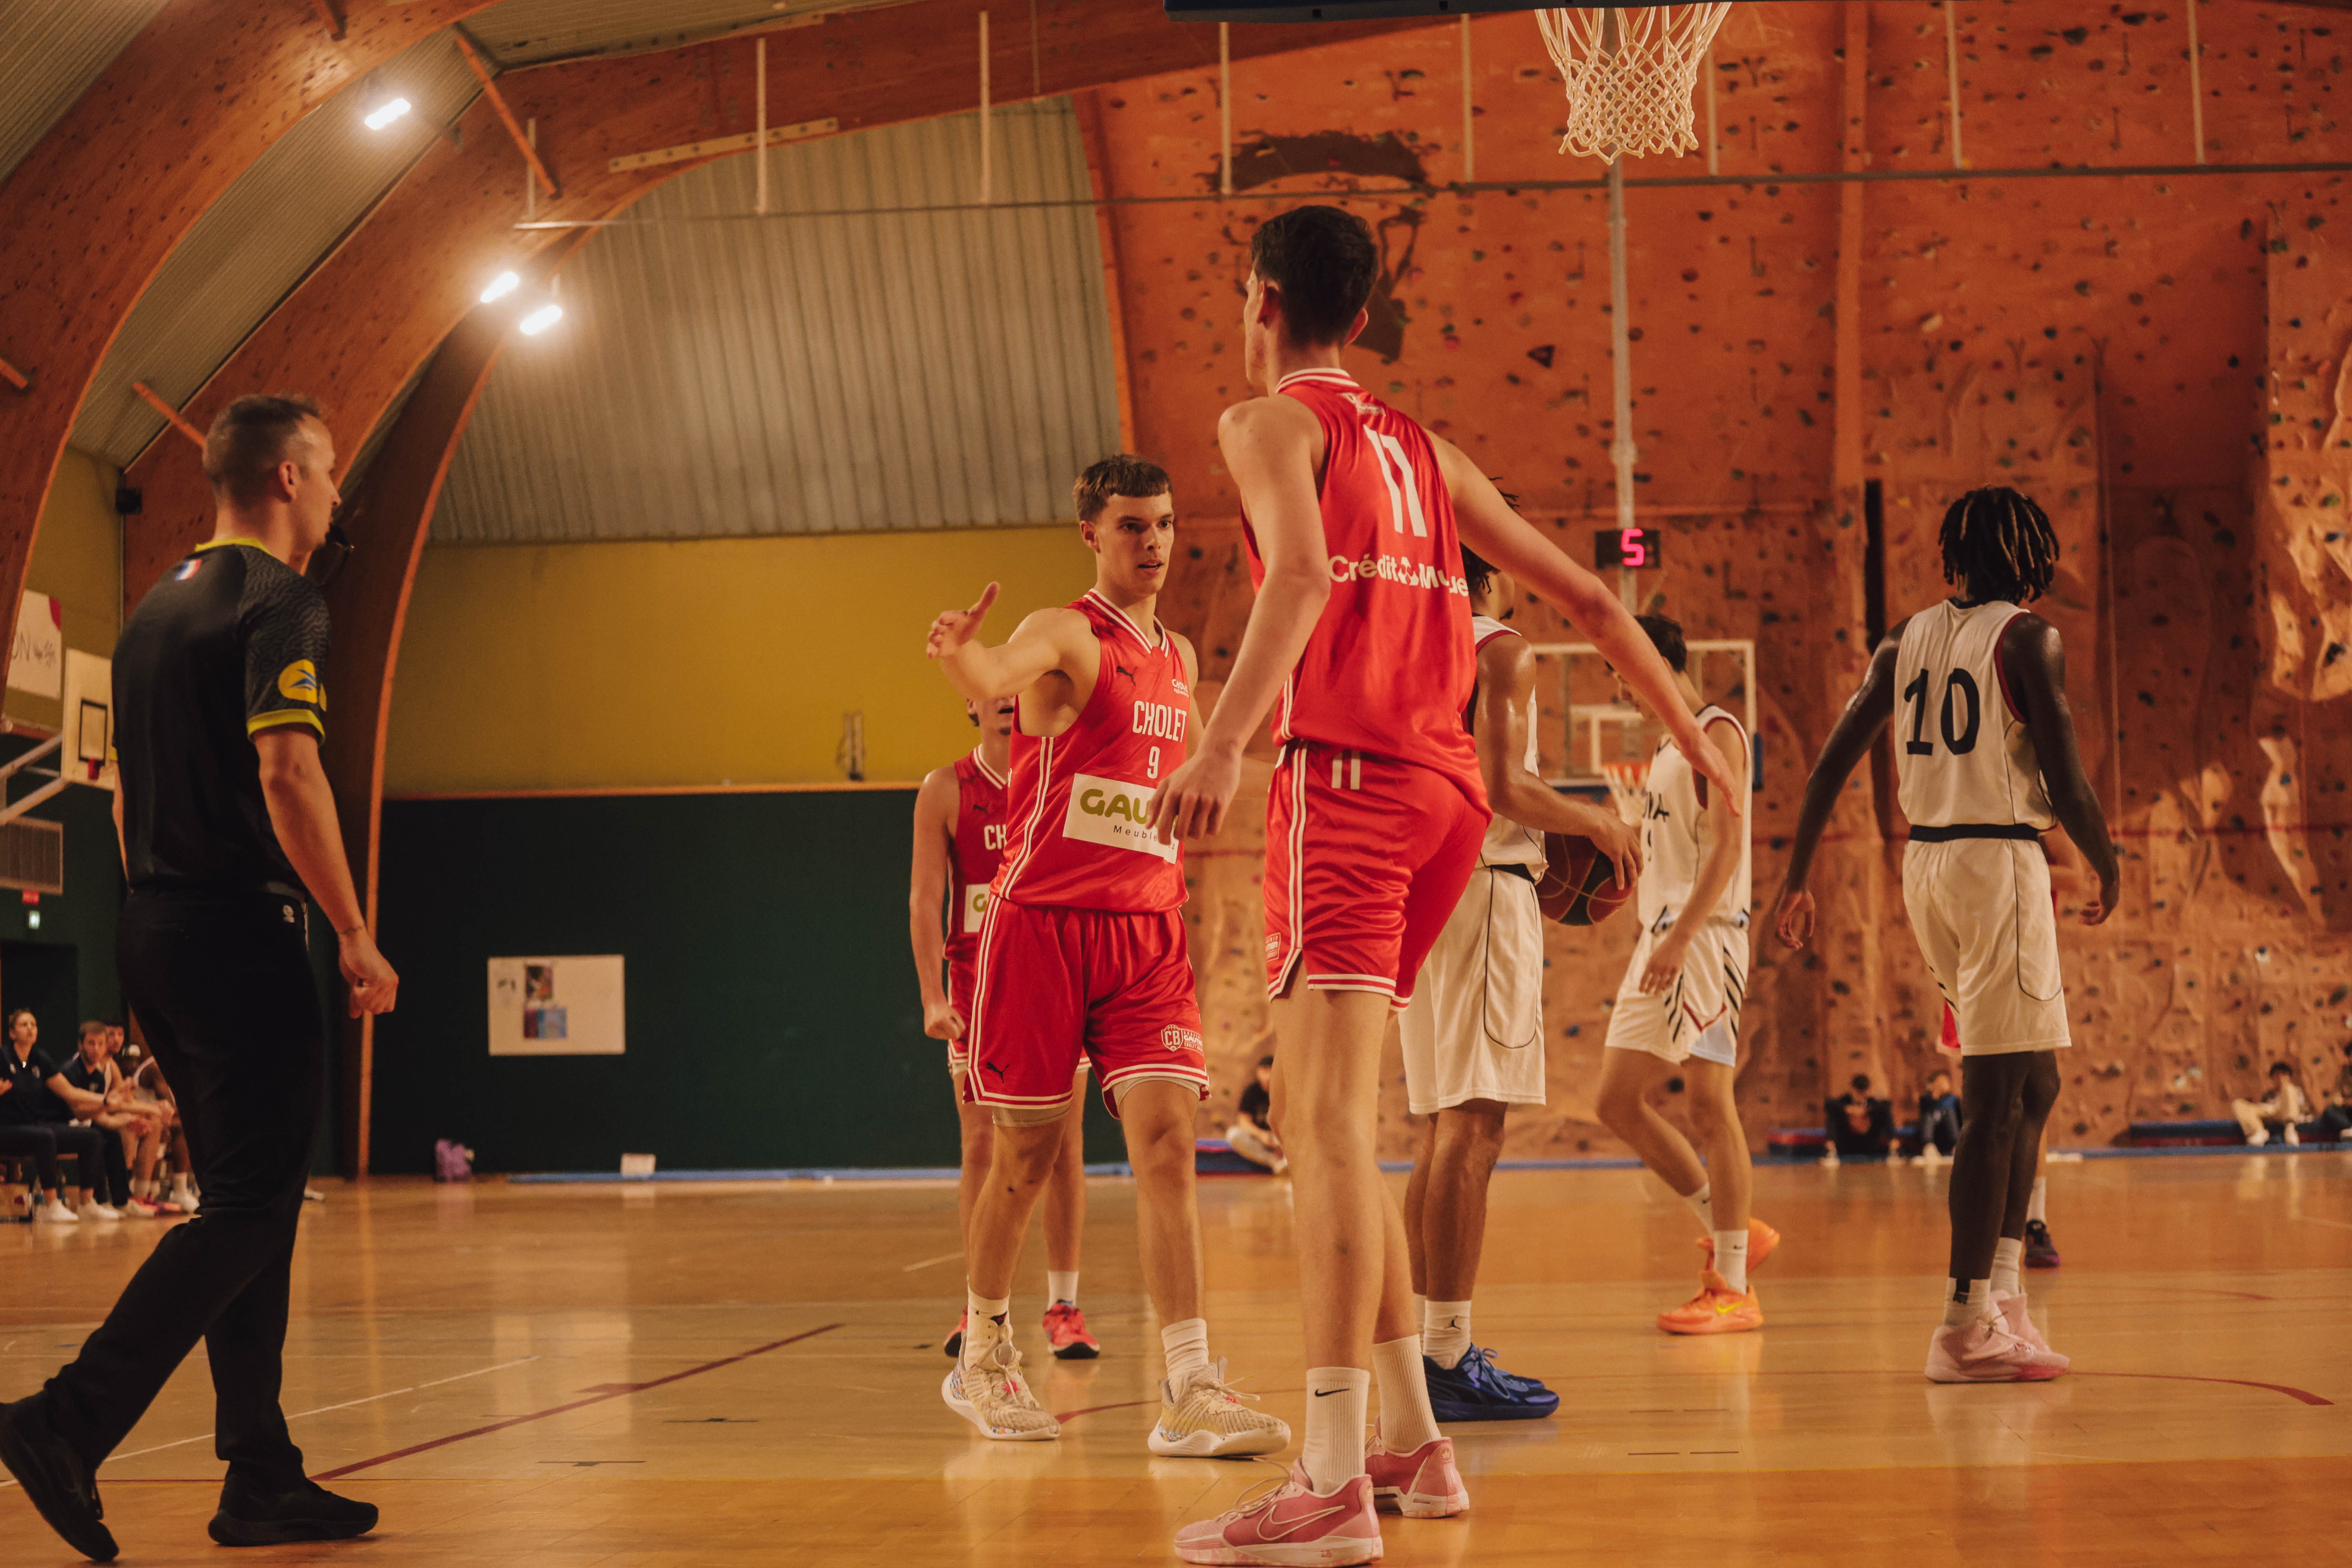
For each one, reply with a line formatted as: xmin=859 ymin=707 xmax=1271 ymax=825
xmin=1826 ymin=1073 xmax=1896 ymax=1158
xmin=2233 ymin=1060 xmax=2313 ymax=1147
xmin=0 ymin=1009 xmax=123 ymax=1221
xmin=1226 ymin=1056 xmax=1284 ymax=1174
xmin=117 ymin=1031 xmax=198 ymax=1210
xmin=2314 ymin=1041 xmax=2352 ymax=1143
xmin=1917 ymin=1067 xmax=1962 ymax=1158
xmin=63 ymin=1021 xmax=182 ymax=1219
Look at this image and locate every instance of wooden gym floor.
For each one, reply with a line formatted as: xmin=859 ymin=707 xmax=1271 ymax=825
xmin=5 ymin=1154 xmax=2349 ymax=1565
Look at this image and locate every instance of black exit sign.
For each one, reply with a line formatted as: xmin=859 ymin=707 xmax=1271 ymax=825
xmin=1594 ymin=526 xmax=1664 ymax=569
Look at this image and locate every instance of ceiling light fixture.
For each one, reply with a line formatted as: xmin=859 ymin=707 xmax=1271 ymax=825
xmin=518 ymin=303 xmax=564 ymax=336
xmin=479 ymin=270 xmax=521 ymax=303
xmin=363 ymin=96 xmax=413 ymax=131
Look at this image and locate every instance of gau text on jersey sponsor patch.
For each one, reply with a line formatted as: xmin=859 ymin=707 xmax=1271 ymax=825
xmin=1061 ymin=772 xmax=1179 ymax=861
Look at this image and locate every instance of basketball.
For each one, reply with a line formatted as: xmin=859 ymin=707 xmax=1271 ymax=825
xmin=1536 ymin=833 xmax=1635 ymax=927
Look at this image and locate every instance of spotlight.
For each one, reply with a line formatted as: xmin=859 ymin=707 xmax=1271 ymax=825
xmin=363 ymin=96 xmax=412 ymax=131
xmin=518 ymin=303 xmax=564 ymax=336
xmin=480 ymin=270 xmax=521 ymax=304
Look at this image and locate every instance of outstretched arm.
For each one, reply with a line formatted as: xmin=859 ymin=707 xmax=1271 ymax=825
xmin=1147 ymin=397 xmax=1331 ymax=842
xmin=2000 ymin=615 xmax=2119 ymax=924
xmin=1476 ymin=635 xmax=1642 ymax=885
xmin=908 ymin=768 xmax=962 ymax=1041
xmin=1435 ymin=439 xmax=1742 ymax=815
xmin=926 ymin=587 xmax=1080 ymax=704
xmin=1771 ymin=631 xmax=1903 ymax=950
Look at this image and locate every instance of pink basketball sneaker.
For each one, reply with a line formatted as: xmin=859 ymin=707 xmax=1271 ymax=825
xmin=1992 ymin=1290 xmax=2068 ymax=1368
xmin=1365 ymin=1434 xmax=1467 ymax=1519
xmin=1924 ymin=1317 xmax=2067 ymax=1383
xmin=1174 ymin=1465 xmax=1383 ymax=1567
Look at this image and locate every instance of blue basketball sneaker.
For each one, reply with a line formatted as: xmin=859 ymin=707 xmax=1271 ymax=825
xmin=1423 ymin=1344 xmax=1559 ymax=1421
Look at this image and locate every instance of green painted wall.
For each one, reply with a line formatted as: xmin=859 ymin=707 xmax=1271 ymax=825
xmin=370 ymin=788 xmax=1120 ymax=1174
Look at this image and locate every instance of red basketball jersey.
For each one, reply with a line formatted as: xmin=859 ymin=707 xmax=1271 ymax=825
xmin=1243 ymin=369 xmax=1483 ymax=803
xmin=944 ymin=748 xmax=1008 ymax=971
xmin=992 ymin=592 xmax=1189 ymax=913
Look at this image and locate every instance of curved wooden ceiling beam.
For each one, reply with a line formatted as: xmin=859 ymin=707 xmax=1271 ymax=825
xmin=120 ymin=0 xmax=1433 ymax=601
xmin=0 ymin=0 xmax=501 ymax=626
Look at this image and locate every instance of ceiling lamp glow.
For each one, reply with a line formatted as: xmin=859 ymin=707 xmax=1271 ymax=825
xmin=363 ymin=96 xmax=412 ymax=131
xmin=479 ymin=270 xmax=521 ymax=304
xmin=518 ymin=303 xmax=564 ymax=336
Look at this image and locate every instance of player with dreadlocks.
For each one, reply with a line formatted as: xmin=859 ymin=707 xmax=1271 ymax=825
xmin=1768 ymin=485 xmax=2118 ymax=1382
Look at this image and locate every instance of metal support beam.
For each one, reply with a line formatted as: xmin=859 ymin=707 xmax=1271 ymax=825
xmin=0 ymin=356 xmax=27 ymax=392
xmin=132 ymin=382 xmax=205 ymax=447
xmin=311 ymin=0 xmax=346 ymax=42
xmin=453 ymin=29 xmax=562 ymax=200
xmin=0 ymin=733 xmax=66 ymax=831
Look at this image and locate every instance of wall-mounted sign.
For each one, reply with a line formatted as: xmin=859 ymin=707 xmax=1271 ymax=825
xmin=488 ymin=955 xmax=624 ymax=1056
xmin=9 ymin=592 xmax=62 ymax=699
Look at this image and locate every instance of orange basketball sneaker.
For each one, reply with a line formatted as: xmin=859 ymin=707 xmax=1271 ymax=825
xmin=1697 ymin=1216 xmax=1781 ymax=1271
xmin=1042 ymin=1301 xmax=1100 ymax=1360
xmin=1657 ymin=1269 xmax=1763 ymax=1336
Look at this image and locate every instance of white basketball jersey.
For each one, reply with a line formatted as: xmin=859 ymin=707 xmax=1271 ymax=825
xmin=1892 ymin=600 xmax=2054 ymax=830
xmin=1637 ymin=704 xmax=1751 ymax=930
xmin=1470 ymin=615 xmax=1544 ymax=869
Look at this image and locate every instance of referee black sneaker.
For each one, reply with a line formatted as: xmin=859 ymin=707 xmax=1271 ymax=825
xmin=208 ymin=1474 xmax=379 ymax=1547
xmin=0 ymin=1394 xmax=118 ymax=1562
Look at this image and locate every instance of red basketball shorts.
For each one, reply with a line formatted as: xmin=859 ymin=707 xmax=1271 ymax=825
xmin=946 ymin=953 xmax=979 ymax=1075
xmin=1264 ymin=741 xmax=1488 ymax=1007
xmin=965 ymin=900 xmax=1207 ymax=1119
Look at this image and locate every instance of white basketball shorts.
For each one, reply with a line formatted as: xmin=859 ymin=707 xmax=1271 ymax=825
xmin=1900 ymin=837 xmax=2071 ymax=1056
xmin=1604 ymin=918 xmax=1748 ymax=1067
xmin=1398 ymin=866 xmax=1548 ymax=1114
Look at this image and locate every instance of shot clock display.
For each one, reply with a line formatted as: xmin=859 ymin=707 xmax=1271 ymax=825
xmin=1594 ymin=526 xmax=1664 ymax=570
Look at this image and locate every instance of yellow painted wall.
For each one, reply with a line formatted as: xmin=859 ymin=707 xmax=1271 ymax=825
xmin=7 ymin=446 xmax=124 ymax=732
xmin=385 ymin=528 xmax=1102 ymax=793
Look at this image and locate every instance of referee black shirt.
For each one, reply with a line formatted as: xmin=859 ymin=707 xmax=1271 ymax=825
xmin=113 ymin=539 xmax=330 ymax=897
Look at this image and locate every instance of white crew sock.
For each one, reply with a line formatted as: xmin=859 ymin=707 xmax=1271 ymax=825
xmin=1372 ymin=1334 xmax=1443 ymax=1454
xmin=1423 ymin=1301 xmax=1473 ymax=1370
xmin=1301 ymin=1367 xmax=1370 ymax=1493
xmin=964 ymin=1288 xmax=1011 ymax=1365
xmin=1047 ymin=1270 xmax=1079 ymax=1306
xmin=2026 ymin=1176 xmax=2048 ymax=1226
xmin=1160 ymin=1317 xmax=1211 ymax=1389
xmin=1713 ymin=1231 xmax=1750 ymax=1293
xmin=1990 ymin=1238 xmax=2025 ymax=1298
xmin=1682 ymin=1181 xmax=1713 ymax=1226
xmin=1941 ymin=1277 xmax=1996 ymax=1328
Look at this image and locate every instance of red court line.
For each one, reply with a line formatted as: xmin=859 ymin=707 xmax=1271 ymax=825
xmin=1056 ymin=1386 xmax=1305 ymax=1424
xmin=2071 ymin=1371 xmax=2332 ymax=1406
xmin=313 ymin=1323 xmax=844 ymax=1480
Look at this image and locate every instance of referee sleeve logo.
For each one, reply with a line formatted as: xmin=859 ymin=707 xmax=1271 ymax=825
xmin=276 ymin=659 xmax=324 ymax=708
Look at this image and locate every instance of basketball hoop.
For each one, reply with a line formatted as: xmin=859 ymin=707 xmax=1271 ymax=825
xmin=1602 ymin=760 xmax=1648 ymax=825
xmin=1537 ymin=5 xmax=1734 ymax=162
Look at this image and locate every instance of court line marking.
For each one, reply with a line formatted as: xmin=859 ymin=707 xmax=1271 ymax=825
xmin=0 ymin=1357 xmax=547 ymax=1491
xmin=2069 ymin=1372 xmax=2333 ymax=1406
xmin=314 ymin=1323 xmax=844 ymax=1481
xmin=901 ymin=1250 xmax=965 ymax=1273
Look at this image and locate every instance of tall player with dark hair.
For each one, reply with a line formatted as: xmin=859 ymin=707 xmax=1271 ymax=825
xmin=1773 ymin=486 xmax=2118 ymax=1383
xmin=909 ymin=696 xmax=1097 ymax=1363
xmin=1154 ymin=208 xmax=1737 ymax=1566
xmin=0 ymin=394 xmax=398 ymax=1560
xmin=925 ymin=456 xmax=1286 ymax=1460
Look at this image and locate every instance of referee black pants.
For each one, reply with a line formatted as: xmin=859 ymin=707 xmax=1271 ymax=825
xmin=38 ymin=888 xmax=321 ymax=1486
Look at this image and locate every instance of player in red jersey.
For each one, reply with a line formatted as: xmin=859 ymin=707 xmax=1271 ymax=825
xmin=909 ymin=695 xmax=1096 ymax=1364
xmin=924 ymin=456 xmax=1288 ymax=1460
xmin=1158 ymin=207 xmax=1742 ymax=1566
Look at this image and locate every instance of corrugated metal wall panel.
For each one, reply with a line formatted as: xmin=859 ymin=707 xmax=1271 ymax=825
xmin=434 ymin=99 xmax=1123 ymax=543
xmin=469 ymin=0 xmax=906 ymax=69
xmin=0 ymin=0 xmax=172 ymax=187
xmin=72 ymin=33 xmax=482 ymax=465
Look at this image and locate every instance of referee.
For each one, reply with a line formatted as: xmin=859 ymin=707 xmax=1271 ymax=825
xmin=0 ymin=394 xmax=398 ymax=1561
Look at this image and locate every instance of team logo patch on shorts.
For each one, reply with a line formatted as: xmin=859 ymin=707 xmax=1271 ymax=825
xmin=1161 ymin=1026 xmax=1203 ymax=1054
xmin=1265 ymin=934 xmax=1281 ymax=960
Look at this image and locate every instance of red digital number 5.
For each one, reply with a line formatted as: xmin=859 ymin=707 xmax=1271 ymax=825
xmin=1620 ymin=527 xmax=1647 ymax=568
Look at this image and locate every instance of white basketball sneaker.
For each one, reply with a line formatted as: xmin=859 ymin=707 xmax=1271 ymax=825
xmin=942 ymin=1324 xmax=1060 ymax=1442
xmin=1924 ymin=1317 xmax=2066 ymax=1383
xmin=1150 ymin=1360 xmax=1291 ymax=1458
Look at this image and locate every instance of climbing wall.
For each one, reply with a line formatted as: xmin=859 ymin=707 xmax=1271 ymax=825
xmin=1098 ymin=2 xmax=2352 ymax=1154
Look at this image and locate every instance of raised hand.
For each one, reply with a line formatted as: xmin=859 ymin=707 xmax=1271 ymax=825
xmin=927 ymin=582 xmax=1001 ymax=661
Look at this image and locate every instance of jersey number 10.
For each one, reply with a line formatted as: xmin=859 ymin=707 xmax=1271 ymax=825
xmin=1902 ymin=668 xmax=1982 ymax=757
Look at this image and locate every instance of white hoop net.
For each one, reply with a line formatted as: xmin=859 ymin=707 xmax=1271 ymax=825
xmin=1537 ymin=5 xmax=1735 ymax=162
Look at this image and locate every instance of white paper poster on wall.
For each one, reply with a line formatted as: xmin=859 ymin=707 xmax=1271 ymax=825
xmin=9 ymin=591 xmax=62 ymax=699
xmin=488 ymin=955 xmax=625 ymax=1056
